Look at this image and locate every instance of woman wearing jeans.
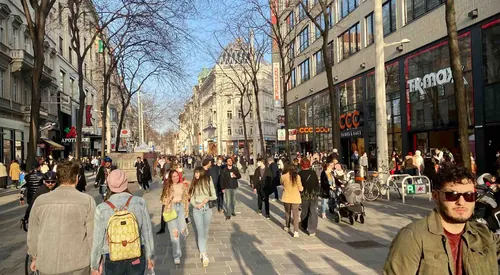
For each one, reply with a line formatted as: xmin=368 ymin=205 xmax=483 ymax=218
xmin=161 ymin=169 xmax=190 ymax=265
xmin=281 ymin=163 xmax=303 ymax=237
xmin=189 ymin=167 xmax=217 ymax=267
xmin=320 ymin=157 xmax=336 ymax=219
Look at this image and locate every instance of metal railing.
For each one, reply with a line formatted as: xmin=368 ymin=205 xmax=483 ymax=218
xmin=399 ymin=175 xmax=432 ymax=203
xmin=385 ymin=174 xmax=410 ymax=201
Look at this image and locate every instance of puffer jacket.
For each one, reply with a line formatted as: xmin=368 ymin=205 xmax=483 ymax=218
xmin=24 ymin=171 xmax=44 ymax=204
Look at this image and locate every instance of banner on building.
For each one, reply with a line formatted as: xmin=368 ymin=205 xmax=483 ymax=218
xmin=277 ymin=129 xmax=297 ymax=141
xmin=120 ymin=129 xmax=131 ymax=138
xmin=273 ymin=63 xmax=281 ymax=108
xmin=85 ymin=105 xmax=93 ymax=126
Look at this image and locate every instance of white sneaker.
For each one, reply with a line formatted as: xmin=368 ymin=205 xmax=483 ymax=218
xmin=174 ymin=258 xmax=180 ymax=265
xmin=283 ymin=227 xmax=289 ymax=232
xmin=271 ymin=199 xmax=276 ymax=202
xmin=293 ymin=232 xmax=299 ymax=238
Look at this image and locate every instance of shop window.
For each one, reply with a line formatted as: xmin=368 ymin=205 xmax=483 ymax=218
xmin=339 ymin=22 xmax=360 ymax=61
xmin=405 ymin=33 xmax=473 ymax=131
xmin=406 ymin=0 xmax=444 ymax=24
xmin=339 ymin=77 xmax=363 ymax=113
xmin=340 ymin=0 xmax=360 ymax=19
xmin=483 ymin=20 xmax=500 ymax=85
xmin=300 ymin=59 xmax=310 ymax=83
xmin=299 ymin=26 xmax=309 ymax=52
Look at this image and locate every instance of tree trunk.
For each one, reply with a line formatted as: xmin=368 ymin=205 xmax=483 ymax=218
xmin=253 ymin=84 xmax=265 ymax=156
xmin=75 ymin=59 xmax=85 ymax=159
xmin=445 ymin=0 xmax=471 ymax=169
xmin=240 ymin=95 xmax=251 ymax=162
xmin=115 ymin=100 xmax=130 ymax=152
xmin=27 ymin=39 xmax=44 ymax=170
xmin=323 ymin=41 xmax=339 ymax=153
xmin=279 ymin=53 xmax=290 ymax=157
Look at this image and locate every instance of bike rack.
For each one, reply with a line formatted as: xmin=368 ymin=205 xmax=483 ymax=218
xmin=385 ymin=174 xmax=410 ymax=201
xmin=400 ymin=176 xmax=432 ymax=203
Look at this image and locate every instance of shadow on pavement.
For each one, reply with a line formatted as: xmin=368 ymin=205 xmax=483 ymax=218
xmin=230 ymin=223 xmax=278 ymax=275
xmin=287 ymin=252 xmax=318 ymax=274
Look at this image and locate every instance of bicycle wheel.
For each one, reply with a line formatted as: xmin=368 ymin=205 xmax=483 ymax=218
xmin=365 ymin=184 xmax=381 ymax=201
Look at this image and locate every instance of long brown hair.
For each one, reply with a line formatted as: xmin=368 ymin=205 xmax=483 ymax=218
xmin=161 ymin=170 xmax=181 ymax=200
xmin=283 ymin=163 xmax=298 ymax=186
xmin=189 ymin=167 xmax=210 ymax=197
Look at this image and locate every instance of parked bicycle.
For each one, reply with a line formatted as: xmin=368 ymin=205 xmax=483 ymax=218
xmin=362 ymin=172 xmax=402 ymax=201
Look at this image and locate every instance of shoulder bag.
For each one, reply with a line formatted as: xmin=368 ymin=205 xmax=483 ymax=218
xmin=207 ymin=183 xmax=217 ymax=208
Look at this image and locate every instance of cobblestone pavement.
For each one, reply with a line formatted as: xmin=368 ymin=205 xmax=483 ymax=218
xmin=0 ymin=169 xmax=435 ymax=275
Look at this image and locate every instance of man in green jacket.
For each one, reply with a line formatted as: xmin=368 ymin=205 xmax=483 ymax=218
xmin=384 ymin=163 xmax=500 ymax=275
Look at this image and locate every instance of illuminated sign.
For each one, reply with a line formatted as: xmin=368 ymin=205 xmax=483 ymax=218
xmin=339 ymin=111 xmax=361 ymax=130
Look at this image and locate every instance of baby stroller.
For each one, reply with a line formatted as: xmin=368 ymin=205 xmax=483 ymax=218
xmin=474 ymin=173 xmax=500 ymax=233
xmin=329 ymin=182 xmax=366 ymax=225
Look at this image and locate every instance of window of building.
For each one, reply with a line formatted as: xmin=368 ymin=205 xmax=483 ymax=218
xmin=227 ymin=110 xmax=233 ymax=119
xmin=340 ymin=0 xmax=360 ymax=19
xmin=58 ymin=3 xmax=63 ymax=24
xmin=0 ymin=70 xmax=3 ymax=99
xmin=59 ymin=70 xmax=65 ymax=91
xmin=298 ymin=0 xmax=308 ymax=21
xmin=483 ymin=20 xmax=500 ymax=122
xmin=12 ymin=76 xmax=18 ymax=103
xmin=382 ymin=0 xmax=397 ymax=36
xmin=406 ymin=0 xmax=444 ymax=24
xmin=300 ymin=58 xmax=310 ymax=83
xmin=299 ymin=26 xmax=309 ymax=52
xmin=238 ymin=126 xmax=243 ymax=135
xmin=314 ymin=50 xmax=324 ymax=75
xmin=339 ymin=22 xmax=360 ymax=61
xmin=0 ymin=24 xmax=3 ymax=44
xmin=70 ymin=78 xmax=75 ymax=97
xmin=249 ymin=126 xmax=253 ymax=135
xmin=288 ymin=39 xmax=295 ymax=60
xmin=291 ymin=68 xmax=296 ymax=88
xmin=366 ymin=13 xmax=374 ymax=46
xmin=286 ymin=11 xmax=295 ymax=32
xmin=68 ymin=47 xmax=72 ymax=64
xmin=59 ymin=37 xmax=63 ymax=53
xmin=227 ymin=98 xmax=231 ymax=104
xmin=315 ymin=15 xmax=323 ymax=40
xmin=227 ymin=126 xmax=232 ymax=136
xmin=238 ymin=110 xmax=242 ymax=119
xmin=24 ymin=35 xmax=30 ymax=53
xmin=12 ymin=27 xmax=19 ymax=48
xmin=84 ymin=63 xmax=87 ymax=77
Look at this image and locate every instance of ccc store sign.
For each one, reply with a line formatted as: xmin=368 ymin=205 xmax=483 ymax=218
xmin=339 ymin=111 xmax=361 ymax=130
xmin=297 ymin=127 xmax=331 ymax=134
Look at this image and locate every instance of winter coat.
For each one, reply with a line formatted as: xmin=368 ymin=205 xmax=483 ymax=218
xmin=220 ymin=166 xmax=241 ymax=190
xmin=0 ymin=163 xmax=8 ymax=177
xmin=9 ymin=162 xmax=20 ymax=180
xmin=252 ymin=167 xmax=274 ymax=196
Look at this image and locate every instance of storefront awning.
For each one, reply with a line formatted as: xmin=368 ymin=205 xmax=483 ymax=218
xmin=42 ymin=139 xmax=65 ymax=150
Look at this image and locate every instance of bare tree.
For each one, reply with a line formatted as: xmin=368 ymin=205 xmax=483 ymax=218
xmin=20 ymin=0 xmax=56 ymax=169
xmin=299 ymin=0 xmax=339 ymax=152
xmin=445 ymin=0 xmax=470 ymax=169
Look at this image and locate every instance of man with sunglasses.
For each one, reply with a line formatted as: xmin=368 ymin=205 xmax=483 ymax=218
xmin=384 ymin=163 xmax=500 ymax=275
xmin=23 ymin=171 xmax=58 ymax=225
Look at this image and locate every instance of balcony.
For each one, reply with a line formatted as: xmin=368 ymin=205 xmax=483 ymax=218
xmin=10 ymin=49 xmax=34 ymax=72
xmin=0 ymin=42 xmax=10 ymax=61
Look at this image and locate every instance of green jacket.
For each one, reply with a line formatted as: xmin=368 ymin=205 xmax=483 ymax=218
xmin=383 ymin=209 xmax=500 ymax=275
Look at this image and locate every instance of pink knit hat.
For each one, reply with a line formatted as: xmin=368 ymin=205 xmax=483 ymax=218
xmin=107 ymin=169 xmax=128 ymax=193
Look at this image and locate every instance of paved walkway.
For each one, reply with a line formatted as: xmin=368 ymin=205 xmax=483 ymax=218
xmin=0 ymin=170 xmax=435 ymax=275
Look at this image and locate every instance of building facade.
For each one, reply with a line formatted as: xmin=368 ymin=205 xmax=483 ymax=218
xmin=277 ymin=0 xmax=500 ymax=173
xmin=0 ymin=0 xmax=101 ymax=163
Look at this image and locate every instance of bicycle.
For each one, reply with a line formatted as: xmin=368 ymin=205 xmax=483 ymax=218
xmin=362 ymin=173 xmax=402 ymax=201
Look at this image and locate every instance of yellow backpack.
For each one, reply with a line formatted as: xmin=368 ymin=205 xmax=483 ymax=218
xmin=105 ymin=196 xmax=141 ymax=261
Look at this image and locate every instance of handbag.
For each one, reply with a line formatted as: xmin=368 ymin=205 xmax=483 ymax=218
xmin=207 ymin=183 xmax=217 ymax=208
xmin=162 ymin=208 xmax=178 ymax=222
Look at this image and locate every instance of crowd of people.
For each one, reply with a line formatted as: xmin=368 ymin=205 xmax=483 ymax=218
xmin=14 ymin=146 xmax=500 ymax=275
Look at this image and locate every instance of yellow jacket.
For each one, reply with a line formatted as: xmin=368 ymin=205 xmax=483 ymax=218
xmin=280 ymin=173 xmax=304 ymax=204
xmin=9 ymin=162 xmax=20 ymax=180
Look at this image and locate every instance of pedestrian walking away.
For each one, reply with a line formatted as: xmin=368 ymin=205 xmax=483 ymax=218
xmin=220 ymin=157 xmax=241 ymax=220
xmin=20 ymin=163 xmax=44 ymax=222
xmin=27 ymin=161 xmax=96 ymax=275
xmin=159 ymin=169 xmax=190 ymax=265
xmin=281 ymin=163 xmax=303 ymax=237
xmin=268 ymin=157 xmax=280 ymax=201
xmin=142 ymin=160 xmax=152 ymax=192
xmin=90 ymin=169 xmax=155 ymax=275
xmin=384 ymin=162 xmax=500 ymax=275
xmin=252 ymin=158 xmax=274 ymax=219
xmin=9 ymin=159 xmax=21 ymax=188
xmin=134 ymin=157 xmax=144 ymax=189
xmin=320 ymin=157 xmax=337 ymax=219
xmin=189 ymin=167 xmax=217 ymax=267
xmin=94 ymin=156 xmax=116 ymax=200
xmin=298 ymin=159 xmax=320 ymax=236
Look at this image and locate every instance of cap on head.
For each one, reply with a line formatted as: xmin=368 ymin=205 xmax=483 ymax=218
xmin=107 ymin=169 xmax=128 ymax=193
xmin=104 ymin=156 xmax=112 ymax=163
xmin=43 ymin=171 xmax=57 ymax=181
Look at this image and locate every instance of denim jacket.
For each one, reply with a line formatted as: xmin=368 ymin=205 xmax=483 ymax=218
xmin=90 ymin=193 xmax=154 ymax=270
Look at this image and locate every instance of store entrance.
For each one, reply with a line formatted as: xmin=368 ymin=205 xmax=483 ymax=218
xmin=341 ymin=138 xmax=365 ymax=169
xmin=413 ymin=129 xmax=459 ymax=156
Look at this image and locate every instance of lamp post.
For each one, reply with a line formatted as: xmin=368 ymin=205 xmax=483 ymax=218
xmin=374 ymin=0 xmax=410 ymax=179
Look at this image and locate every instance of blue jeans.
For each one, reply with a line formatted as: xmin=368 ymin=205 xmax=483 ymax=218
xmin=192 ymin=204 xmax=213 ymax=254
xmin=321 ymin=198 xmax=329 ymax=214
xmin=167 ymin=203 xmax=188 ymax=259
xmin=223 ymin=189 xmax=237 ymax=216
xmin=104 ymin=249 xmax=146 ymax=275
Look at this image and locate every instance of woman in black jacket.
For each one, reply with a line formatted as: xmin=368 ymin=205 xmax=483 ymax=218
xmin=298 ymin=159 xmax=319 ymax=235
xmin=320 ymin=157 xmax=337 ymax=219
xmin=142 ymin=160 xmax=152 ymax=192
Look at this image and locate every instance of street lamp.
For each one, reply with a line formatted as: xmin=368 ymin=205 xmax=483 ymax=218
xmin=374 ymin=0 xmax=411 ymax=181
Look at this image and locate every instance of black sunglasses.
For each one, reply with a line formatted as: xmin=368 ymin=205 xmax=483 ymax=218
xmin=45 ymin=181 xmax=56 ymax=184
xmin=437 ymin=190 xmax=477 ymax=202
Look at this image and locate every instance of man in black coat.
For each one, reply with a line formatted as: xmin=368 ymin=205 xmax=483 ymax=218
xmin=76 ymin=161 xmax=87 ymax=192
xmin=94 ymin=156 xmax=116 ymax=199
xmin=220 ymin=157 xmax=241 ymax=220
xmin=23 ymin=171 xmax=58 ymax=226
xmin=252 ymin=158 xmax=274 ymax=219
xmin=267 ymin=157 xmax=280 ymax=201
xmin=134 ymin=156 xmax=144 ymax=188
xmin=203 ymin=158 xmax=223 ymax=212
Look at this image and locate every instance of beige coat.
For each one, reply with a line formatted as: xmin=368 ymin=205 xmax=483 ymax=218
xmin=9 ymin=162 xmax=20 ymax=180
xmin=0 ymin=163 xmax=7 ymax=178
